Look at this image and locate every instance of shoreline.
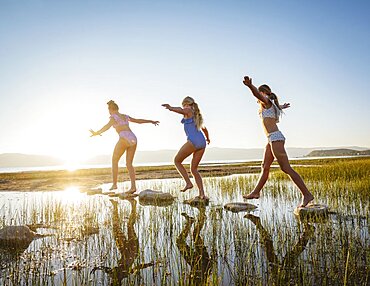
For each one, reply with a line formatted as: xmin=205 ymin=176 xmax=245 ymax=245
xmin=0 ymin=157 xmax=367 ymax=192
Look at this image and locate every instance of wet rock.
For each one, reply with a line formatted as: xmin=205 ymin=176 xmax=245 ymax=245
xmin=224 ymin=202 xmax=257 ymax=212
xmin=138 ymin=189 xmax=174 ymax=206
xmin=108 ymin=192 xmax=121 ymax=197
xmin=86 ymin=188 xmax=103 ymax=195
xmin=294 ymin=204 xmax=329 ymax=219
xmin=119 ymin=193 xmax=138 ymax=200
xmin=0 ymin=226 xmax=41 ymax=249
xmin=102 ymin=190 xmax=116 ymax=196
xmin=184 ymin=196 xmax=209 ymax=207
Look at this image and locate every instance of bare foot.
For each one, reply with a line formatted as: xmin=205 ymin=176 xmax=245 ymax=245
xmin=109 ymin=185 xmax=118 ymax=191
xmin=196 ymin=195 xmax=209 ymax=201
xmin=243 ymin=191 xmax=260 ymax=200
xmin=125 ymin=188 xmax=137 ymax=195
xmin=299 ymin=193 xmax=314 ymax=208
xmin=180 ymin=183 xmax=193 ymax=192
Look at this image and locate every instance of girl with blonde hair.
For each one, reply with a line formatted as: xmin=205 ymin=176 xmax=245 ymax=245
xmin=242 ymin=76 xmax=314 ymax=207
xmin=162 ymin=97 xmax=210 ymax=200
xmin=90 ymin=100 xmax=159 ymax=193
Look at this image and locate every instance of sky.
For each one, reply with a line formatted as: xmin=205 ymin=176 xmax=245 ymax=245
xmin=0 ymin=0 xmax=369 ymax=164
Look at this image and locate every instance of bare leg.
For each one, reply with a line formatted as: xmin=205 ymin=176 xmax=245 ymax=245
xmin=111 ymin=139 xmax=127 ymax=190
xmin=190 ymin=147 xmax=207 ymax=199
xmin=125 ymin=144 xmax=137 ymax=194
xmin=174 ymin=142 xmax=196 ymax=192
xmin=271 ymin=141 xmax=314 ymax=207
xmin=243 ymin=143 xmax=274 ymax=199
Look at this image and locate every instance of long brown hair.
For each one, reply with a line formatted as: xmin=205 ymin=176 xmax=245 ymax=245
xmin=182 ymin=96 xmax=204 ymax=130
xmin=258 ymin=84 xmax=282 ymax=110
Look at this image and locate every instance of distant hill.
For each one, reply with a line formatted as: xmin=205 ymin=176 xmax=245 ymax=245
xmin=1 ymin=147 xmax=369 ymax=168
xmin=306 ymin=149 xmax=370 ymax=157
xmin=0 ymin=153 xmax=63 ymax=167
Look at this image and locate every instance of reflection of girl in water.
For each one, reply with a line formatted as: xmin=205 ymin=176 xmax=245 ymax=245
xmin=90 ymin=100 xmax=159 ymax=193
xmin=176 ymin=207 xmax=213 ymax=285
xmin=92 ymin=199 xmax=154 ymax=284
xmin=245 ymin=214 xmax=314 ymax=280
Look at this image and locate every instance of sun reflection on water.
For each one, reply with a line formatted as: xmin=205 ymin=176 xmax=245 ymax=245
xmin=56 ymin=186 xmax=85 ymax=204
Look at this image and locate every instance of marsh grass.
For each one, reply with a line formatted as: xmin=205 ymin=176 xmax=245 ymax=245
xmin=0 ymin=157 xmax=369 ymax=285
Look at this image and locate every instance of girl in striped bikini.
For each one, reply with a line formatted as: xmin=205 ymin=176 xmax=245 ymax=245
xmin=90 ymin=100 xmax=159 ymax=193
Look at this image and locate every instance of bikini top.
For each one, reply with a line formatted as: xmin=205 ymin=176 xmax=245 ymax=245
xmin=259 ymin=99 xmax=282 ymax=123
xmin=110 ymin=113 xmax=129 ymax=128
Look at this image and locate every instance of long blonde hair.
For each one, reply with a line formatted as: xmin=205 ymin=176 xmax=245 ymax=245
xmin=182 ymin=96 xmax=203 ymax=130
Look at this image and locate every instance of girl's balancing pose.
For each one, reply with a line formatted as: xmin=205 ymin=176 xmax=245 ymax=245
xmin=242 ymin=76 xmax=314 ymax=207
xmin=90 ymin=100 xmax=159 ymax=193
xmin=162 ymin=96 xmax=210 ymax=200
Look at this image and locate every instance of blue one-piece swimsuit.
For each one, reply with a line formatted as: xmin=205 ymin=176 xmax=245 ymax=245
xmin=181 ymin=117 xmax=206 ymax=149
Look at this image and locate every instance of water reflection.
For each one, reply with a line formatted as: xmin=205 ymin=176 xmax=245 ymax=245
xmin=245 ymin=214 xmax=315 ymax=280
xmin=176 ymin=206 xmax=213 ymax=285
xmin=92 ymin=199 xmax=154 ymax=284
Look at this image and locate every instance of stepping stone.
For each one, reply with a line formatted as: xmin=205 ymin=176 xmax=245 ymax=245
xmin=138 ymin=189 xmax=174 ymax=206
xmin=86 ymin=188 xmax=103 ymax=195
xmin=184 ymin=196 xmax=209 ymax=207
xmin=102 ymin=191 xmax=116 ymax=196
xmin=108 ymin=192 xmax=120 ymax=197
xmin=0 ymin=226 xmax=41 ymax=249
xmin=118 ymin=193 xmax=138 ymax=200
xmin=294 ymin=204 xmax=329 ymax=219
xmin=224 ymin=202 xmax=257 ymax=212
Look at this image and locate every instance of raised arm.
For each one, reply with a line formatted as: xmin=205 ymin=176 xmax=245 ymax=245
xmin=89 ymin=119 xmax=114 ymax=137
xmin=128 ymin=116 xmax=159 ymax=125
xmin=242 ymin=76 xmax=270 ymax=106
xmin=162 ymin=104 xmax=192 ymax=117
xmin=202 ymin=127 xmax=210 ymax=144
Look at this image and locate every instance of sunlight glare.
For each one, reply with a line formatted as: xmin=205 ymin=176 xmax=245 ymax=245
xmin=58 ymin=186 xmax=85 ymax=204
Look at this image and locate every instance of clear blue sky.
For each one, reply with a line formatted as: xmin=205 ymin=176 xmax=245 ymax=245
xmin=0 ymin=0 xmax=369 ymax=163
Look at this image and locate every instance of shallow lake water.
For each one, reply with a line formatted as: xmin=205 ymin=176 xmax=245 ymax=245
xmin=0 ymin=174 xmax=368 ymax=285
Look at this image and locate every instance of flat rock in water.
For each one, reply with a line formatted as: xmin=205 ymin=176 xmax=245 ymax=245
xmin=294 ymin=204 xmax=329 ymax=219
xmin=102 ymin=190 xmax=116 ymax=196
xmin=118 ymin=193 xmax=138 ymax=200
xmin=108 ymin=192 xmax=120 ymax=197
xmin=224 ymin=202 xmax=257 ymax=212
xmin=0 ymin=226 xmax=38 ymax=248
xmin=138 ymin=189 xmax=174 ymax=206
xmin=86 ymin=188 xmax=103 ymax=195
xmin=184 ymin=196 xmax=210 ymax=207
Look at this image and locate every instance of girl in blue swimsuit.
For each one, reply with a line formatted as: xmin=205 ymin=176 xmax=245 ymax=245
xmin=90 ymin=100 xmax=159 ymax=192
xmin=162 ymin=97 xmax=210 ymax=200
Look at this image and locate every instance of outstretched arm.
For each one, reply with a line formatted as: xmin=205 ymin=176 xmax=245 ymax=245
xmin=280 ymin=103 xmax=290 ymax=109
xmin=162 ymin=104 xmax=192 ymax=117
xmin=89 ymin=119 xmax=114 ymax=137
xmin=128 ymin=117 xmax=159 ymax=125
xmin=242 ymin=76 xmax=270 ymax=106
xmin=202 ymin=127 xmax=210 ymax=144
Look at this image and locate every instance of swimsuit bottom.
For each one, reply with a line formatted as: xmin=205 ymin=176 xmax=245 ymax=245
xmin=119 ymin=131 xmax=137 ymax=146
xmin=188 ymin=136 xmax=206 ymax=150
xmin=267 ymin=130 xmax=285 ymax=143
